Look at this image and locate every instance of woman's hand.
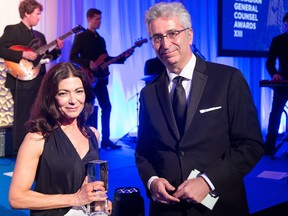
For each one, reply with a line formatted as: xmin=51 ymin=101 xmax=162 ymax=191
xmin=74 ymin=181 xmax=107 ymax=206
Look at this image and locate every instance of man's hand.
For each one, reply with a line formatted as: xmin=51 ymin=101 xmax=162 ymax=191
xmin=150 ymin=178 xmax=180 ymax=204
xmin=89 ymin=61 xmax=99 ymax=71
xmin=22 ymin=51 xmax=38 ymax=61
xmin=173 ymin=177 xmax=210 ymax=204
xmin=55 ymin=38 xmax=64 ymax=50
xmin=272 ymin=74 xmax=283 ymax=81
xmin=124 ymin=49 xmax=134 ymax=59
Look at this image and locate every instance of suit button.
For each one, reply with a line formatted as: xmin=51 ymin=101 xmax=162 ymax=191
xmin=180 ymin=150 xmax=185 ymax=157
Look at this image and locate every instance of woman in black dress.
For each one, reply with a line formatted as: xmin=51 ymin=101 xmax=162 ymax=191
xmin=8 ymin=62 xmax=111 ymax=216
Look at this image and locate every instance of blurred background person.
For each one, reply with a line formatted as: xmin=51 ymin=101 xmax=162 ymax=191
xmin=0 ymin=0 xmax=63 ymax=156
xmin=264 ymin=12 xmax=288 ymax=156
xmin=70 ymin=8 xmax=132 ymax=150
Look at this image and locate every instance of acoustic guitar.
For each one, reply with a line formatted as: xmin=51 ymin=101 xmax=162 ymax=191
xmin=4 ymin=25 xmax=85 ymax=81
xmin=82 ymin=38 xmax=147 ymax=85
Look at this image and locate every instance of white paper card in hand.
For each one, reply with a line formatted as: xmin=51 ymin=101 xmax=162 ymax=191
xmin=188 ymin=169 xmax=219 ymax=210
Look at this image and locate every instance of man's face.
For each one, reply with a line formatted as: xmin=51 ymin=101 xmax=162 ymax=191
xmin=25 ymin=8 xmax=41 ymax=27
xmin=89 ymin=14 xmax=102 ymax=29
xmin=148 ymin=17 xmax=193 ymax=74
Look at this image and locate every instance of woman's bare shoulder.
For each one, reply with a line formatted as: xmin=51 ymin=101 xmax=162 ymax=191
xmin=89 ymin=126 xmax=100 ymax=141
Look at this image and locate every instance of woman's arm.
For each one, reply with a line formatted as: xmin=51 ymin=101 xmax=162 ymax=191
xmin=8 ymin=132 xmax=106 ymax=210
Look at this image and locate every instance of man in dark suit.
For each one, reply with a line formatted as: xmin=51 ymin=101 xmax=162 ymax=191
xmin=135 ymin=2 xmax=264 ymax=216
xmin=0 ymin=0 xmax=63 ymax=156
xmin=264 ymin=12 xmax=288 ymax=156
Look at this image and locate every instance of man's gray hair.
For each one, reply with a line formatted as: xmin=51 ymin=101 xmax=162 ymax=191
xmin=145 ymin=2 xmax=192 ymax=35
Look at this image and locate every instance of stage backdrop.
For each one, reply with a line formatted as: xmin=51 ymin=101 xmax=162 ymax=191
xmin=1 ymin=0 xmax=287 ymax=139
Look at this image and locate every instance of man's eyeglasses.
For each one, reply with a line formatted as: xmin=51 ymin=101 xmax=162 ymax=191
xmin=150 ymin=28 xmax=190 ymax=44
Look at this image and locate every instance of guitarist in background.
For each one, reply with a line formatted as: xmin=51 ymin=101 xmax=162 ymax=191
xmin=70 ymin=8 xmax=133 ymax=150
xmin=0 ymin=0 xmax=63 ymax=157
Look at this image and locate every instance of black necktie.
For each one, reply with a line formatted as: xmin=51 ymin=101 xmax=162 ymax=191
xmin=30 ymin=28 xmax=35 ymax=38
xmin=172 ymin=76 xmax=187 ymax=135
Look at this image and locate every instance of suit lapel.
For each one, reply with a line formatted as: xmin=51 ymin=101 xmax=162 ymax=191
xmin=155 ymin=73 xmax=180 ymax=139
xmin=154 ymin=56 xmax=208 ymax=140
xmin=184 ymin=56 xmax=208 ymax=132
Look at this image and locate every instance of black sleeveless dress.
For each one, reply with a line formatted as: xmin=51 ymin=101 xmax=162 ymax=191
xmin=30 ymin=127 xmax=99 ymax=216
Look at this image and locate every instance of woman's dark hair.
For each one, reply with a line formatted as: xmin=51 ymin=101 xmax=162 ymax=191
xmin=25 ymin=62 xmax=95 ymax=138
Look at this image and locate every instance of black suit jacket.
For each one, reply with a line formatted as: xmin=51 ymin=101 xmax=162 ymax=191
xmin=135 ymin=55 xmax=264 ymax=216
xmin=0 ymin=22 xmax=60 ymax=90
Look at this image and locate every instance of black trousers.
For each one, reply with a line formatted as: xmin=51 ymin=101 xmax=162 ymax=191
xmin=265 ymin=87 xmax=288 ymax=151
xmin=10 ymin=79 xmax=41 ymax=156
xmin=93 ymin=81 xmax=112 ymax=141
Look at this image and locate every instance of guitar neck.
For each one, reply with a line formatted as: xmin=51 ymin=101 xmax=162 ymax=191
xmin=36 ymin=30 xmax=74 ymax=55
xmin=100 ymin=46 xmax=135 ymax=70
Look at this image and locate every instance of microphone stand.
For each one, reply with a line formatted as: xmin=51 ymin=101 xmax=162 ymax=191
xmin=114 ymin=92 xmax=139 ymax=144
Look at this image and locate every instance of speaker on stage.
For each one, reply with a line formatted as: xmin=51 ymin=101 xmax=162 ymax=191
xmin=0 ymin=126 xmax=13 ymax=157
xmin=112 ymin=187 xmax=144 ymax=216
